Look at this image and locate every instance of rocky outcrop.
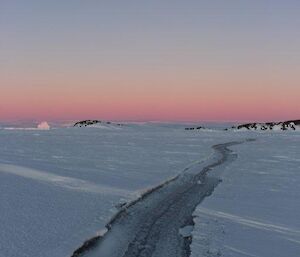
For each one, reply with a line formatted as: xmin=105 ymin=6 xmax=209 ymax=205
xmin=185 ymin=126 xmax=205 ymax=131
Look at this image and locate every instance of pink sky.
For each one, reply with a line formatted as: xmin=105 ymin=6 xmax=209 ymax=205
xmin=1 ymin=1 xmax=299 ymax=123
xmin=1 ymin=66 xmax=299 ymax=122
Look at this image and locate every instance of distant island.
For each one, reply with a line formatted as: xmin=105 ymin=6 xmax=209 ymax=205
xmin=230 ymin=119 xmax=300 ymax=131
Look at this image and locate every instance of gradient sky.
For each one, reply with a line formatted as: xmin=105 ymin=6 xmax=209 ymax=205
xmin=1 ymin=0 xmax=300 ymax=122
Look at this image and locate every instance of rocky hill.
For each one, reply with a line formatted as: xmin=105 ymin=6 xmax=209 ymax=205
xmin=74 ymin=120 xmax=124 ymax=128
xmin=231 ymin=119 xmax=300 ymax=131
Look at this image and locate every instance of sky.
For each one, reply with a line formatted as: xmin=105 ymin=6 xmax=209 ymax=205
xmin=1 ymin=0 xmax=300 ymax=123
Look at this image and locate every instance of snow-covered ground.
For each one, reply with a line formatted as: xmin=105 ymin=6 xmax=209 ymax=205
xmin=0 ymin=124 xmax=299 ymax=257
xmin=191 ymin=133 xmax=300 ymax=257
xmin=0 ymin=124 xmax=228 ymax=257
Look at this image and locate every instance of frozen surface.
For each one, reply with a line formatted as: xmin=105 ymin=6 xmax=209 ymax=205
xmin=191 ymin=133 xmax=300 ymax=257
xmin=0 ymin=124 xmax=236 ymax=257
xmin=0 ymin=124 xmax=299 ymax=257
